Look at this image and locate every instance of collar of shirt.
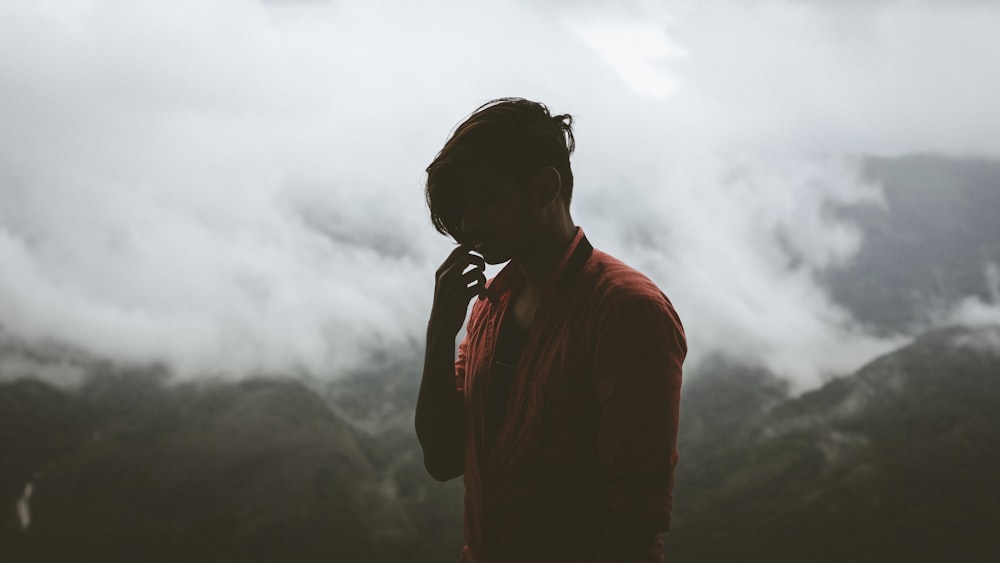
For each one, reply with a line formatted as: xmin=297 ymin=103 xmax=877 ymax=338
xmin=481 ymin=227 xmax=595 ymax=305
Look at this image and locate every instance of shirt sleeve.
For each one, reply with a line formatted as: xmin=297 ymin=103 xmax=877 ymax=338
xmin=593 ymin=293 xmax=686 ymax=554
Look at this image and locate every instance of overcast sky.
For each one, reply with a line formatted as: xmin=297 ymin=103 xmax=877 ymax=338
xmin=1 ymin=0 xmax=998 ymax=389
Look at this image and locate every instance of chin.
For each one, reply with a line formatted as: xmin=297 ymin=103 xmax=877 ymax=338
xmin=481 ymin=250 xmax=510 ymax=265
xmin=475 ymin=245 xmax=510 ymax=265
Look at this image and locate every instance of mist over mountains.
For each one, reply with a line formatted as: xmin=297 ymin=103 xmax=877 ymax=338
xmin=2 ymin=154 xmax=999 ymax=562
xmin=826 ymin=155 xmax=1000 ymax=334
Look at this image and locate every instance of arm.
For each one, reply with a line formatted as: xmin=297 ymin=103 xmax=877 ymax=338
xmin=415 ymin=326 xmax=466 ymax=481
xmin=593 ymin=296 xmax=686 ymax=562
xmin=414 ymin=245 xmax=486 ymax=482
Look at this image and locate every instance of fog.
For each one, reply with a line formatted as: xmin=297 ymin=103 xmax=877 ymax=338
xmin=1 ymin=0 xmax=998 ymax=388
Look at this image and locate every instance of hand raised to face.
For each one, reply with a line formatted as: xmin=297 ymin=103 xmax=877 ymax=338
xmin=428 ymin=244 xmax=487 ymax=337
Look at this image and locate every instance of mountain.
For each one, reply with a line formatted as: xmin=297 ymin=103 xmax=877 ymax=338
xmin=3 ymin=325 xmax=998 ymax=562
xmin=310 ymin=350 xmax=465 ymax=560
xmin=0 ymin=368 xmax=459 ymax=563
xmin=0 ymin=379 xmax=99 ymax=536
xmin=665 ymin=324 xmax=1000 ymax=563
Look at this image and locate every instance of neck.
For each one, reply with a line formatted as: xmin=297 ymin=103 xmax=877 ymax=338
xmin=515 ymin=217 xmax=576 ymax=293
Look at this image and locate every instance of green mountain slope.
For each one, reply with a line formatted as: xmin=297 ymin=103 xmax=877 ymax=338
xmin=3 ymin=325 xmax=998 ymax=562
xmin=667 ymin=324 xmax=1000 ymax=563
xmin=0 ymin=373 xmax=445 ymax=563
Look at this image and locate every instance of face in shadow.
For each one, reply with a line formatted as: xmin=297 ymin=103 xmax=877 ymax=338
xmin=459 ymin=176 xmax=538 ymax=265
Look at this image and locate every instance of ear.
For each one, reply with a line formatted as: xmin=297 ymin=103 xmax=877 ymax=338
xmin=530 ymin=166 xmax=562 ymax=208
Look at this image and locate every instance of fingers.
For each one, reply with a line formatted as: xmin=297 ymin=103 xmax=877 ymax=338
xmin=429 ymin=246 xmax=489 ymax=333
xmin=461 ymin=266 xmax=487 ymax=297
xmin=462 ymin=253 xmax=486 ymax=273
xmin=438 ymin=245 xmax=485 ymax=277
xmin=435 ymin=245 xmax=487 ymax=302
xmin=441 ymin=243 xmax=477 ymax=270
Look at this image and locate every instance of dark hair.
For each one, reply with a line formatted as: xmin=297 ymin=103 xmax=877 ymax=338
xmin=425 ymin=97 xmax=575 ymax=240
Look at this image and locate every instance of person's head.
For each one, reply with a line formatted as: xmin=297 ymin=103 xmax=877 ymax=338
xmin=425 ymin=97 xmax=575 ymax=262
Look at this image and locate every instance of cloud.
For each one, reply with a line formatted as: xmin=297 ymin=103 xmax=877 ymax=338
xmin=566 ymin=3 xmax=689 ymax=99
xmin=938 ymin=262 xmax=1000 ymax=331
xmin=0 ymin=0 xmax=997 ymax=386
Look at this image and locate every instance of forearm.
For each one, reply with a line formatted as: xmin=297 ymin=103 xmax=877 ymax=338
xmin=414 ymin=326 xmax=465 ymax=481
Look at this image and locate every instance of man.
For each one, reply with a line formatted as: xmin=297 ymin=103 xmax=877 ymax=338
xmin=415 ymin=98 xmax=686 ymax=563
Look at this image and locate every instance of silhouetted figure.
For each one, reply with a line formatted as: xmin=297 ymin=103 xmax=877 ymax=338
xmin=415 ymin=98 xmax=686 ymax=563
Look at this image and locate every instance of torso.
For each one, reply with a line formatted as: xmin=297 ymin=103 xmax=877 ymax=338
xmin=460 ymin=237 xmax=685 ymax=562
xmin=509 ymin=286 xmax=539 ymax=330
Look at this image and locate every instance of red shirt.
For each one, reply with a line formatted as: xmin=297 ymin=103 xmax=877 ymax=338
xmin=456 ymin=228 xmax=686 ymax=563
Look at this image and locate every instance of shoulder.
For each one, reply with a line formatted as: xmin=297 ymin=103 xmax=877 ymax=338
xmin=583 ymin=249 xmax=686 ymax=348
xmin=585 ymin=249 xmax=676 ymax=310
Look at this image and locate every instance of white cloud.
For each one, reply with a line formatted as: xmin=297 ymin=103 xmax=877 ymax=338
xmin=0 ymin=0 xmax=997 ymax=386
xmin=566 ymin=3 xmax=688 ymax=99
